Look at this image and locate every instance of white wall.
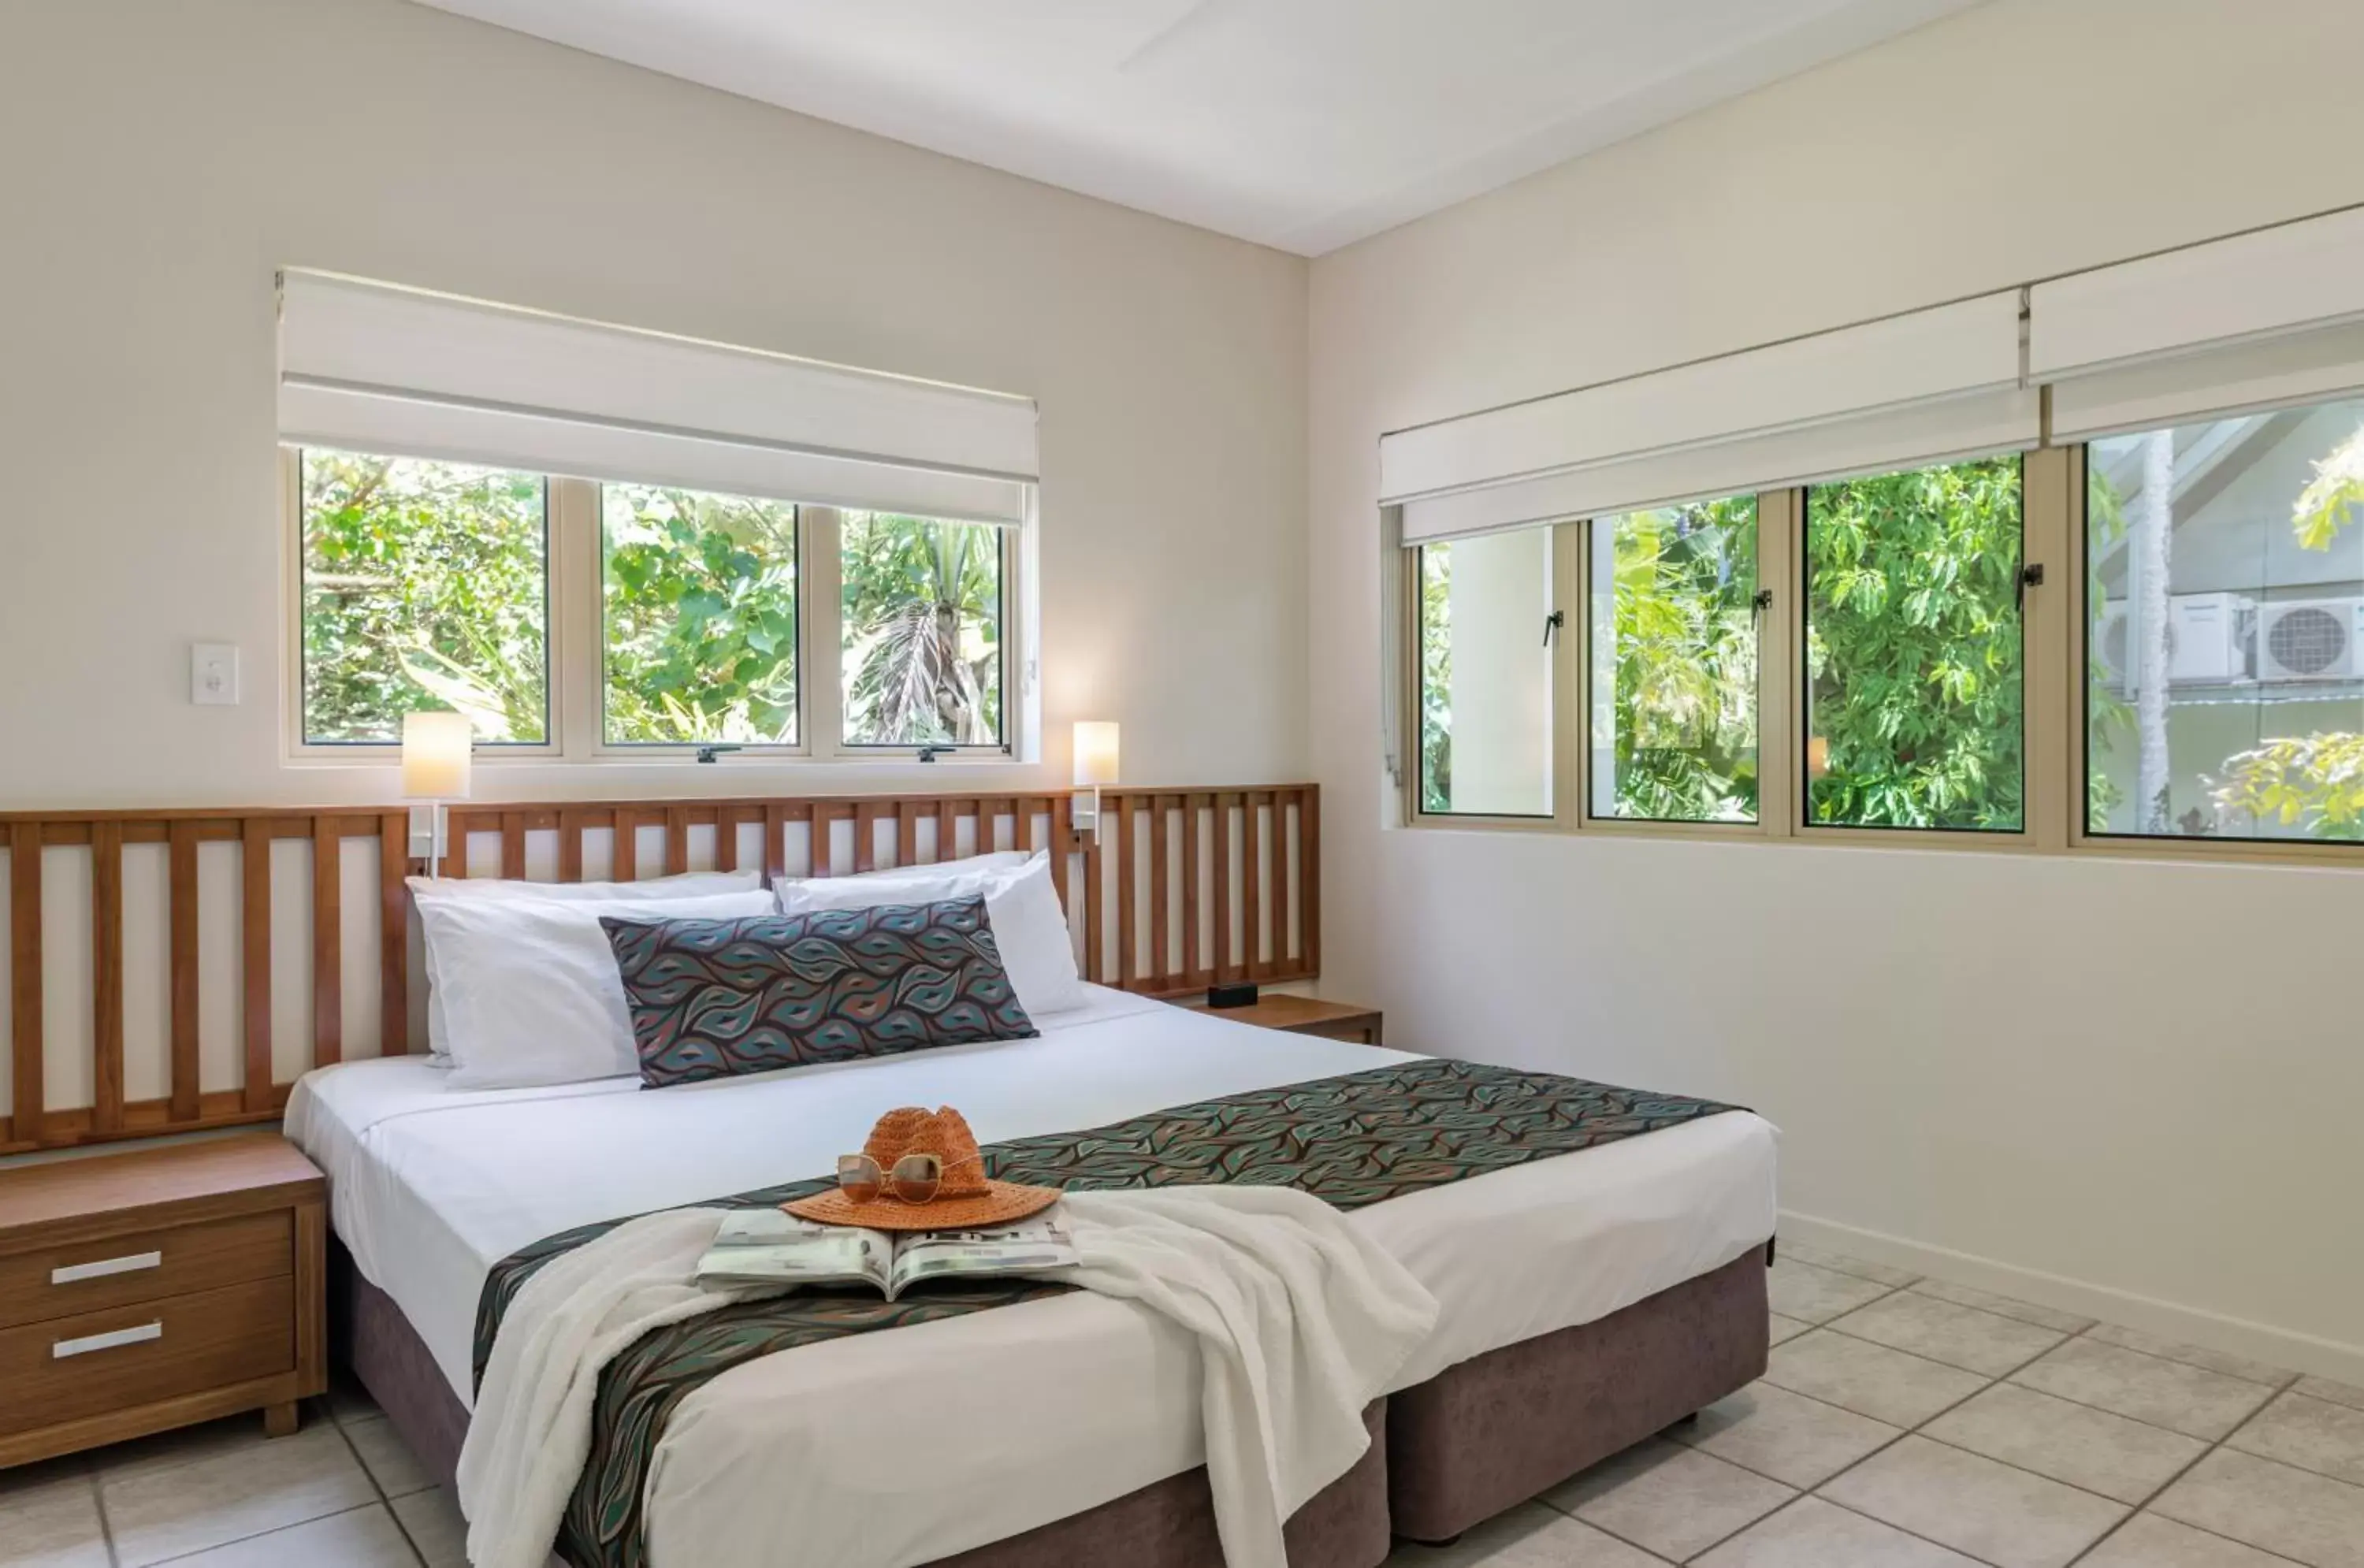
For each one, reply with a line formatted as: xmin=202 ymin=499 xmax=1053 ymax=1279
xmin=0 ymin=0 xmax=1307 ymax=808
xmin=1310 ymin=0 xmax=2364 ymax=1373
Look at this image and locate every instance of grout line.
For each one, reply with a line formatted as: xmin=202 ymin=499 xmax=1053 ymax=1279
xmin=90 ymin=1468 xmax=121 ymax=1568
xmin=141 ymin=1502 xmax=386 ymax=1567
xmin=327 ymin=1411 xmax=429 ymax=1568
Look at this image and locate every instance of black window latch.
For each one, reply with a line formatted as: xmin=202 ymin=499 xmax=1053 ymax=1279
xmin=1542 ymin=609 xmax=1566 ymax=646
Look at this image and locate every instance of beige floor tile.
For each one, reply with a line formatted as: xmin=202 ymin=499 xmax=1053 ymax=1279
xmin=1827 ymin=1291 xmax=2066 ymax=1378
xmin=1765 ymin=1260 xmax=1893 ymax=1325
xmin=1691 ymin=1496 xmax=1982 ymax=1566
xmin=1908 ymin=1280 xmax=2094 ymax=1336
xmin=1922 ymin=1381 xmax=2208 ymax=1504
xmin=0 ymin=1473 xmax=110 ymax=1568
xmin=101 ymin=1423 xmax=379 ymax=1567
xmin=1383 ymin=1501 xmax=1667 ymax=1566
xmin=2012 ymin=1338 xmax=2276 ymax=1441
xmin=323 ymin=1374 xmax=384 ymax=1425
xmin=1673 ymin=1381 xmax=1903 ymax=1491
xmin=1818 ymin=1435 xmax=2126 ymax=1568
xmin=344 ymin=1415 xmax=438 ymax=1499
xmin=1545 ymin=1438 xmax=1793 ymax=1560
xmin=2228 ymin=1391 xmax=2364 ymax=1487
xmin=159 ymin=1504 xmax=422 ymax=1566
xmin=390 ymin=1488 xmax=470 ymax=1568
xmin=89 ymin=1414 xmax=281 ymax=1486
xmin=2084 ymin=1325 xmax=2295 ymax=1388
xmin=1777 ymin=1243 xmax=1919 ymax=1289
xmin=1763 ymin=1330 xmax=1986 ymax=1429
xmin=1768 ymin=1313 xmax=1813 ymax=1347
xmin=2153 ymin=1448 xmax=2364 ymax=1568
xmin=2296 ymin=1377 xmax=2364 ymax=1414
xmin=2079 ymin=1513 xmax=2300 ymax=1567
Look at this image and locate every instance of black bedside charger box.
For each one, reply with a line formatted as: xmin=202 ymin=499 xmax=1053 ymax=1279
xmin=1206 ymin=983 xmax=1258 ymax=1009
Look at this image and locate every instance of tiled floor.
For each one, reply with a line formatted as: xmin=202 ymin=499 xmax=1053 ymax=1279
xmin=4 ymin=1246 xmax=2358 ymax=1567
xmin=1386 ymin=1244 xmax=2364 ymax=1568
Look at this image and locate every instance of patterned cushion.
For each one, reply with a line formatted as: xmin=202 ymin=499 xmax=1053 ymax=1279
xmin=601 ymin=896 xmax=1038 ymax=1089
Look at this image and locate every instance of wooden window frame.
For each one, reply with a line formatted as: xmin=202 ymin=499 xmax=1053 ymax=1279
xmin=282 ymin=448 xmax=1033 ymax=768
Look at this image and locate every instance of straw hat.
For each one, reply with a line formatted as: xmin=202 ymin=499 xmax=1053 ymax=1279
xmin=785 ymin=1106 xmax=1061 ymax=1232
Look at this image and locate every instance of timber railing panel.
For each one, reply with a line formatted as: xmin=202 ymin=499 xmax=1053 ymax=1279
xmin=0 ymin=785 xmax=1317 ymax=1154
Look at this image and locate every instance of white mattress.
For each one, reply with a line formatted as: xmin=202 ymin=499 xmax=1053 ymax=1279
xmin=286 ymin=987 xmax=1777 ymax=1567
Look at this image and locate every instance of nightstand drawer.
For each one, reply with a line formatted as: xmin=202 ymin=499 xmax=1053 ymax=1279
xmin=0 ymin=1278 xmax=295 ymax=1437
xmin=0 ymin=1212 xmax=292 ymax=1330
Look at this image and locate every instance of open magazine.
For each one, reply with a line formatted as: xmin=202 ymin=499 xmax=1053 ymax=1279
xmin=694 ymin=1208 xmax=1079 ymax=1302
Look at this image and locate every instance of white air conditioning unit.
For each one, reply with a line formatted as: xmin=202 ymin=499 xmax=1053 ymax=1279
xmin=2255 ymin=598 xmax=2364 ymax=682
xmin=2095 ymin=593 xmax=2252 ymax=689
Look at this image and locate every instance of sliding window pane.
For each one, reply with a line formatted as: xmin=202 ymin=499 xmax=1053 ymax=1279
xmin=1805 ymin=456 xmax=2024 ymax=830
xmin=1589 ymin=496 xmax=1758 ymax=822
xmin=299 ymin=448 xmax=548 ymax=744
xmin=839 ymin=512 xmax=1004 ymax=747
xmin=603 ymin=483 xmax=797 ymax=745
xmin=1417 ymin=529 xmax=1554 ymax=816
xmin=2087 ymin=399 xmax=2364 ymax=841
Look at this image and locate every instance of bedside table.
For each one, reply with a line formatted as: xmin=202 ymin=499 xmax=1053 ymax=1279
xmin=1203 ymin=995 xmax=1384 ymax=1046
xmin=0 ymin=1133 xmax=326 ymax=1470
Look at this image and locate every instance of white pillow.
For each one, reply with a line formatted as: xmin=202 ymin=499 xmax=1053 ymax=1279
xmin=409 ymin=870 xmax=763 ymax=1059
xmin=775 ymin=849 xmax=1086 ymax=1016
xmin=418 ymin=888 xmax=775 ymax=1090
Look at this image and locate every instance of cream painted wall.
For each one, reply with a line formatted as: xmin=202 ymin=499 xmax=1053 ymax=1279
xmin=1310 ymin=0 xmax=2364 ymax=1372
xmin=0 ymin=0 xmax=1307 ymax=809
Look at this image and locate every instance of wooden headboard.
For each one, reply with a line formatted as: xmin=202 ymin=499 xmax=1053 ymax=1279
xmin=0 ymin=785 xmax=1318 ymax=1155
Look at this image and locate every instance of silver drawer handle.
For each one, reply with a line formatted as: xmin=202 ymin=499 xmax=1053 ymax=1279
xmin=50 ymin=1250 xmax=163 ymax=1286
xmin=54 ymin=1321 xmax=163 ymax=1359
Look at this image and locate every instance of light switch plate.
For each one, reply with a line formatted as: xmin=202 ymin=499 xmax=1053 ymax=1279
xmin=191 ymin=642 xmax=240 ymax=705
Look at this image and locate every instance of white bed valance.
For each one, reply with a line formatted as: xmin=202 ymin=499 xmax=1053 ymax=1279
xmin=2032 ymin=205 xmax=2364 ymax=440
xmin=1382 ymin=292 xmax=2035 ymax=544
xmin=277 ymin=270 xmax=1038 ymax=524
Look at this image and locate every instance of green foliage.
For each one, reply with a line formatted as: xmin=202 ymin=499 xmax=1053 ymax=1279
xmin=2083 ymin=464 xmax=2132 ymax=827
xmin=2210 ymin=733 xmax=2364 ymax=839
xmin=1418 ymin=547 xmax=1452 ymax=812
xmin=2292 ymin=425 xmax=2364 ymax=552
xmin=1602 ymin=497 xmax=1757 ymax=822
xmin=300 ymin=451 xmax=548 ymax=743
xmin=603 ymin=484 xmax=797 ymax=744
xmin=1805 ymin=457 xmax=2025 ymax=830
xmin=840 ymin=513 xmax=1002 ymax=746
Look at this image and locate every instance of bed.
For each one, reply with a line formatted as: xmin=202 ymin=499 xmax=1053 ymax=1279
xmin=288 ymin=985 xmax=1775 ymax=1566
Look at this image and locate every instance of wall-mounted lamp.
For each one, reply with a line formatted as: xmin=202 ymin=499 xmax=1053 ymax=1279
xmin=402 ymin=711 xmax=474 ymax=879
xmin=1072 ymin=721 xmax=1120 ymax=839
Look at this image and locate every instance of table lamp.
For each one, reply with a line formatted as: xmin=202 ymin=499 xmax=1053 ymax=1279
xmin=402 ymin=711 xmax=474 ymax=880
xmin=1072 ymin=721 xmax=1120 ymax=839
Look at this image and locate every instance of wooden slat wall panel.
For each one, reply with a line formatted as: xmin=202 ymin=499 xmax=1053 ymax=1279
xmin=90 ymin=823 xmax=124 ymax=1135
xmin=169 ymin=822 xmax=201 ymax=1121
xmin=379 ymin=812 xmax=410 ymax=1060
xmin=0 ymin=786 xmax=1314 ymax=1151
xmin=310 ymin=819 xmax=342 ymax=1069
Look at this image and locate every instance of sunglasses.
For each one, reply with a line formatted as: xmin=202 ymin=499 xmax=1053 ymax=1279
xmin=836 ymin=1152 xmax=944 ymax=1205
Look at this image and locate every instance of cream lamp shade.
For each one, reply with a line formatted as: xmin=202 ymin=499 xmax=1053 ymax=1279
xmin=401 ymin=711 xmax=474 ymax=801
xmin=1072 ymin=722 xmax=1121 ymax=788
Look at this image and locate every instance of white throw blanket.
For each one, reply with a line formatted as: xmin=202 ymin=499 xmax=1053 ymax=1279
xmin=459 ymin=1187 xmax=1438 ymax=1568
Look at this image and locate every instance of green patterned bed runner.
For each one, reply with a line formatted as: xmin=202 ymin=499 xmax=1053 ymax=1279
xmin=474 ymin=1057 xmax=1737 ymax=1568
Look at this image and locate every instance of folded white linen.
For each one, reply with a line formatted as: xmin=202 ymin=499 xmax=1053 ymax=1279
xmin=459 ymin=1187 xmax=1437 ymax=1568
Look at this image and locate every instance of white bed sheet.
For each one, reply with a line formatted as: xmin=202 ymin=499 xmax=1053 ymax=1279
xmin=286 ymin=987 xmax=1777 ymax=1568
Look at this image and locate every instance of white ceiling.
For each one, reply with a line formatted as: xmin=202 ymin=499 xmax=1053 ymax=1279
xmin=411 ymin=0 xmax=1984 ymax=256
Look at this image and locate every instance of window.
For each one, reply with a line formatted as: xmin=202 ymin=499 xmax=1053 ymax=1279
xmin=838 ymin=511 xmax=1005 ymax=749
xmin=1805 ymin=456 xmax=2025 ymax=832
xmin=602 ymin=483 xmax=797 ymax=745
xmin=1415 ymin=529 xmax=1557 ymax=817
xmin=1589 ymin=496 xmax=1759 ymax=823
xmin=299 ymin=449 xmax=548 ymax=745
xmin=285 ymin=447 xmax=1030 ymax=761
xmin=2086 ymin=399 xmax=2364 ymax=842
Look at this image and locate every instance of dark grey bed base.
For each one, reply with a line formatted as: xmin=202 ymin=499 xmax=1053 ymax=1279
xmin=329 ymin=1239 xmax=1767 ymax=1565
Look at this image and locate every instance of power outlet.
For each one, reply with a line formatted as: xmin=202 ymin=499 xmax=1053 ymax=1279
xmin=191 ymin=642 xmax=240 ymax=706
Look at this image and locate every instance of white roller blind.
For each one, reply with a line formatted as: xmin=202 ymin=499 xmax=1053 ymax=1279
xmin=278 ymin=270 xmax=1038 ymax=522
xmin=2032 ymin=206 xmax=2364 ymax=440
xmin=1383 ymin=292 xmax=2031 ymax=544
